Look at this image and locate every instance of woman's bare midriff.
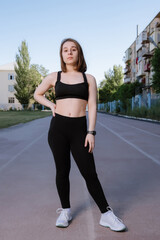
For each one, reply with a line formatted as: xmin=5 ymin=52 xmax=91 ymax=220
xmin=55 ymin=98 xmax=87 ymax=117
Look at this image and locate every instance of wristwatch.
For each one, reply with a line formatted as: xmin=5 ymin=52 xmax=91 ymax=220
xmin=87 ymin=130 xmax=96 ymax=136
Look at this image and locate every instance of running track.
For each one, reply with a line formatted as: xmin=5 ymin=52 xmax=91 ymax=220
xmin=0 ymin=112 xmax=160 ymax=240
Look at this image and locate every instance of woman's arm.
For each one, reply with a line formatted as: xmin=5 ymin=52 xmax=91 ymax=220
xmin=84 ymin=74 xmax=97 ymax=153
xmin=87 ymin=74 xmax=97 ymax=131
xmin=34 ymin=72 xmax=57 ymax=116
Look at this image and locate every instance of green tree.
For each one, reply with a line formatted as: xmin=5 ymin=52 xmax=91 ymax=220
xmin=14 ymin=41 xmax=50 ymax=108
xmin=28 ymin=64 xmax=49 ymax=99
xmin=30 ymin=64 xmax=56 ymax=104
xmin=98 ymin=65 xmax=123 ymax=102
xmin=114 ymin=81 xmax=143 ymax=111
xmin=14 ymin=40 xmax=31 ymax=108
xmin=151 ymin=48 xmax=160 ymax=93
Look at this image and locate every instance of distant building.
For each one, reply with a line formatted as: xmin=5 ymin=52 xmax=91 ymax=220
xmin=0 ymin=62 xmax=22 ymax=110
xmin=124 ymin=12 xmax=160 ymax=94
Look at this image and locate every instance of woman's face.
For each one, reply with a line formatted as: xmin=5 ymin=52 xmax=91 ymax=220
xmin=62 ymin=41 xmax=79 ymax=66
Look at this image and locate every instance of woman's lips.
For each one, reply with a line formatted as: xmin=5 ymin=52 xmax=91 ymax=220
xmin=67 ymin=57 xmax=73 ymax=59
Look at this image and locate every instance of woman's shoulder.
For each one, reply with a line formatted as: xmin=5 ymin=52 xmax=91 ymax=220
xmin=45 ymin=71 xmax=57 ymax=80
xmin=45 ymin=71 xmax=59 ymax=87
xmin=85 ymin=73 xmax=96 ymax=85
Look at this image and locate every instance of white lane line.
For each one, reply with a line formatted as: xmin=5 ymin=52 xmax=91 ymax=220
xmin=120 ymin=123 xmax=160 ymax=138
xmin=0 ymin=132 xmax=46 ymax=173
xmin=97 ymin=120 xmax=160 ymax=166
xmin=101 ymin=115 xmax=160 ymax=138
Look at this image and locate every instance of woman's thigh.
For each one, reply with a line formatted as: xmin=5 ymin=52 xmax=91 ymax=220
xmin=70 ymin=120 xmax=97 ymax=178
xmin=48 ymin=116 xmax=71 ymax=172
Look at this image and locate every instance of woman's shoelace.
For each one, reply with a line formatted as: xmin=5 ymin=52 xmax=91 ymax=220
xmin=56 ymin=208 xmax=63 ymax=214
xmin=106 ymin=206 xmax=124 ymax=223
xmin=56 ymin=208 xmax=69 ymax=221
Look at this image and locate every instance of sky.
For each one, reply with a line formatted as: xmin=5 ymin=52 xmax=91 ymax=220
xmin=0 ymin=0 xmax=159 ymax=86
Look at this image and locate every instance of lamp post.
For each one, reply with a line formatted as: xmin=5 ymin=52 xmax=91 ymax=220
xmin=148 ymin=36 xmax=160 ymax=49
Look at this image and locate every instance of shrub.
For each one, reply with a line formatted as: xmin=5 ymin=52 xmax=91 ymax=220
xmin=126 ymin=104 xmax=160 ymax=121
xmin=115 ymin=102 xmax=120 ymax=113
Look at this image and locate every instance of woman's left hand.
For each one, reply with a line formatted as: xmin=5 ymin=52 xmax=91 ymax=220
xmin=84 ymin=134 xmax=95 ymax=153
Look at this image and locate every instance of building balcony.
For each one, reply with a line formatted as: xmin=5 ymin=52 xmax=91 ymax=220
xmin=136 ymin=31 xmax=149 ymax=51
xmin=124 ymin=77 xmax=131 ymax=83
xmin=131 ymin=68 xmax=136 ymax=73
xmin=150 ymin=27 xmax=160 ymax=51
xmin=139 ymin=77 xmax=146 ymax=85
xmin=136 ymin=67 xmax=145 ymax=77
xmin=142 ymin=47 xmax=153 ymax=58
xmin=144 ymin=63 xmax=150 ymax=72
xmin=142 ymin=78 xmax=146 ymax=84
xmin=136 ymin=59 xmax=146 ymax=78
xmin=136 ymin=72 xmax=145 ymax=78
xmin=125 ymin=48 xmax=131 ymax=62
xmin=149 ymin=27 xmax=154 ymax=35
xmin=124 ymin=66 xmax=131 ymax=74
xmin=141 ymin=31 xmax=149 ymax=44
xmin=155 ymin=21 xmax=160 ymax=28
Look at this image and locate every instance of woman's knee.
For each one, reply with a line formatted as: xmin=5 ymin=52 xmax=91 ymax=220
xmin=56 ymin=168 xmax=70 ymax=179
xmin=82 ymin=171 xmax=98 ymax=182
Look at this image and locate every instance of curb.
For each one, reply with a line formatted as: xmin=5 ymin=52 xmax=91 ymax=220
xmin=97 ymin=110 xmax=160 ymax=125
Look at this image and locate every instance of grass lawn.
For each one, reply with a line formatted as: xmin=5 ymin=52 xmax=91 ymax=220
xmin=0 ymin=110 xmax=52 ymax=129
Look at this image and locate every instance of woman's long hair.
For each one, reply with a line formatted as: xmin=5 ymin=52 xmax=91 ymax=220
xmin=60 ymin=38 xmax=87 ymax=72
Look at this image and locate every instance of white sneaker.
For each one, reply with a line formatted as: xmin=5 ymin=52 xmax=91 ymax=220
xmin=99 ymin=207 xmax=126 ymax=232
xmin=56 ymin=208 xmax=72 ymax=228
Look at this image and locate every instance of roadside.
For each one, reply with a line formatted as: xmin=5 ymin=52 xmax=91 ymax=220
xmin=0 ymin=110 xmax=52 ymax=129
xmin=98 ymin=110 xmax=160 ymax=124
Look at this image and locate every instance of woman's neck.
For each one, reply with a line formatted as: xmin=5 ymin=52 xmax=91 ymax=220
xmin=65 ymin=64 xmax=78 ymax=73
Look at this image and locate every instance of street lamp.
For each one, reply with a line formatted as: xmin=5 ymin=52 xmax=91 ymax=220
xmin=148 ymin=36 xmax=160 ymax=49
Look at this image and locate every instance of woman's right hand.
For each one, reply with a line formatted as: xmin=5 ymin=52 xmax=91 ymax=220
xmin=50 ymin=103 xmax=56 ymax=116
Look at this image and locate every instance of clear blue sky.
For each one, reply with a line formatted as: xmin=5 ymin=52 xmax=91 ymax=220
xmin=0 ymin=0 xmax=159 ymax=86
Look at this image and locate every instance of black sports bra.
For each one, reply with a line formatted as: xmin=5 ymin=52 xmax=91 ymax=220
xmin=55 ymin=71 xmax=88 ymax=101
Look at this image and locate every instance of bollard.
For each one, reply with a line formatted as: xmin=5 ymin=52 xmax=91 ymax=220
xmin=113 ymin=100 xmax=116 ymax=112
xmin=132 ymin=97 xmax=135 ymax=110
xmin=110 ymin=102 xmax=112 ymax=112
xmin=147 ymin=92 xmax=151 ymax=109
xmin=138 ymin=94 xmax=142 ymax=108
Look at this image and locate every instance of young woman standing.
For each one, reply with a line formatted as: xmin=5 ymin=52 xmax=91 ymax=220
xmin=34 ymin=38 xmax=126 ymax=232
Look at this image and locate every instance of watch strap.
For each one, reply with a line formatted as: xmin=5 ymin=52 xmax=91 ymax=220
xmin=87 ymin=130 xmax=96 ymax=136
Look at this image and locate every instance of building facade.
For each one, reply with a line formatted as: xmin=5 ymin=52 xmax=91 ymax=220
xmin=0 ymin=62 xmax=22 ymax=110
xmin=124 ymin=12 xmax=160 ymax=94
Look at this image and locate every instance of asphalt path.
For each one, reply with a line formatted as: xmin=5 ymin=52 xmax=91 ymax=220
xmin=0 ymin=112 xmax=160 ymax=240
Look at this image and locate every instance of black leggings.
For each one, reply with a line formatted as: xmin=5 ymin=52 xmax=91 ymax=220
xmin=48 ymin=113 xmax=109 ymax=213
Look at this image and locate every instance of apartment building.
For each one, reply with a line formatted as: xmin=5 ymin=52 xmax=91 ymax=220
xmin=124 ymin=12 xmax=160 ymax=93
xmin=0 ymin=62 xmax=22 ymax=110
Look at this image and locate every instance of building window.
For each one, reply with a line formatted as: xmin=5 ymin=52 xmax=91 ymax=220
xmin=8 ymin=74 xmax=14 ymax=80
xmin=8 ymin=97 xmax=15 ymax=103
xmin=8 ymin=85 xmax=15 ymax=92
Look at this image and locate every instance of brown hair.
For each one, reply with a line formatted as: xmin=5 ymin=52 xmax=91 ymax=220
xmin=60 ymin=38 xmax=87 ymax=72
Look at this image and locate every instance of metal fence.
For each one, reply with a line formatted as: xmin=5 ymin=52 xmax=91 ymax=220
xmin=1 ymin=93 xmax=160 ymax=113
xmin=151 ymin=93 xmax=160 ymax=106
xmin=98 ymin=93 xmax=160 ymax=113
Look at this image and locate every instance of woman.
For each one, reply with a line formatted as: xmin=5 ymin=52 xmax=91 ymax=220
xmin=34 ymin=38 xmax=126 ymax=232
